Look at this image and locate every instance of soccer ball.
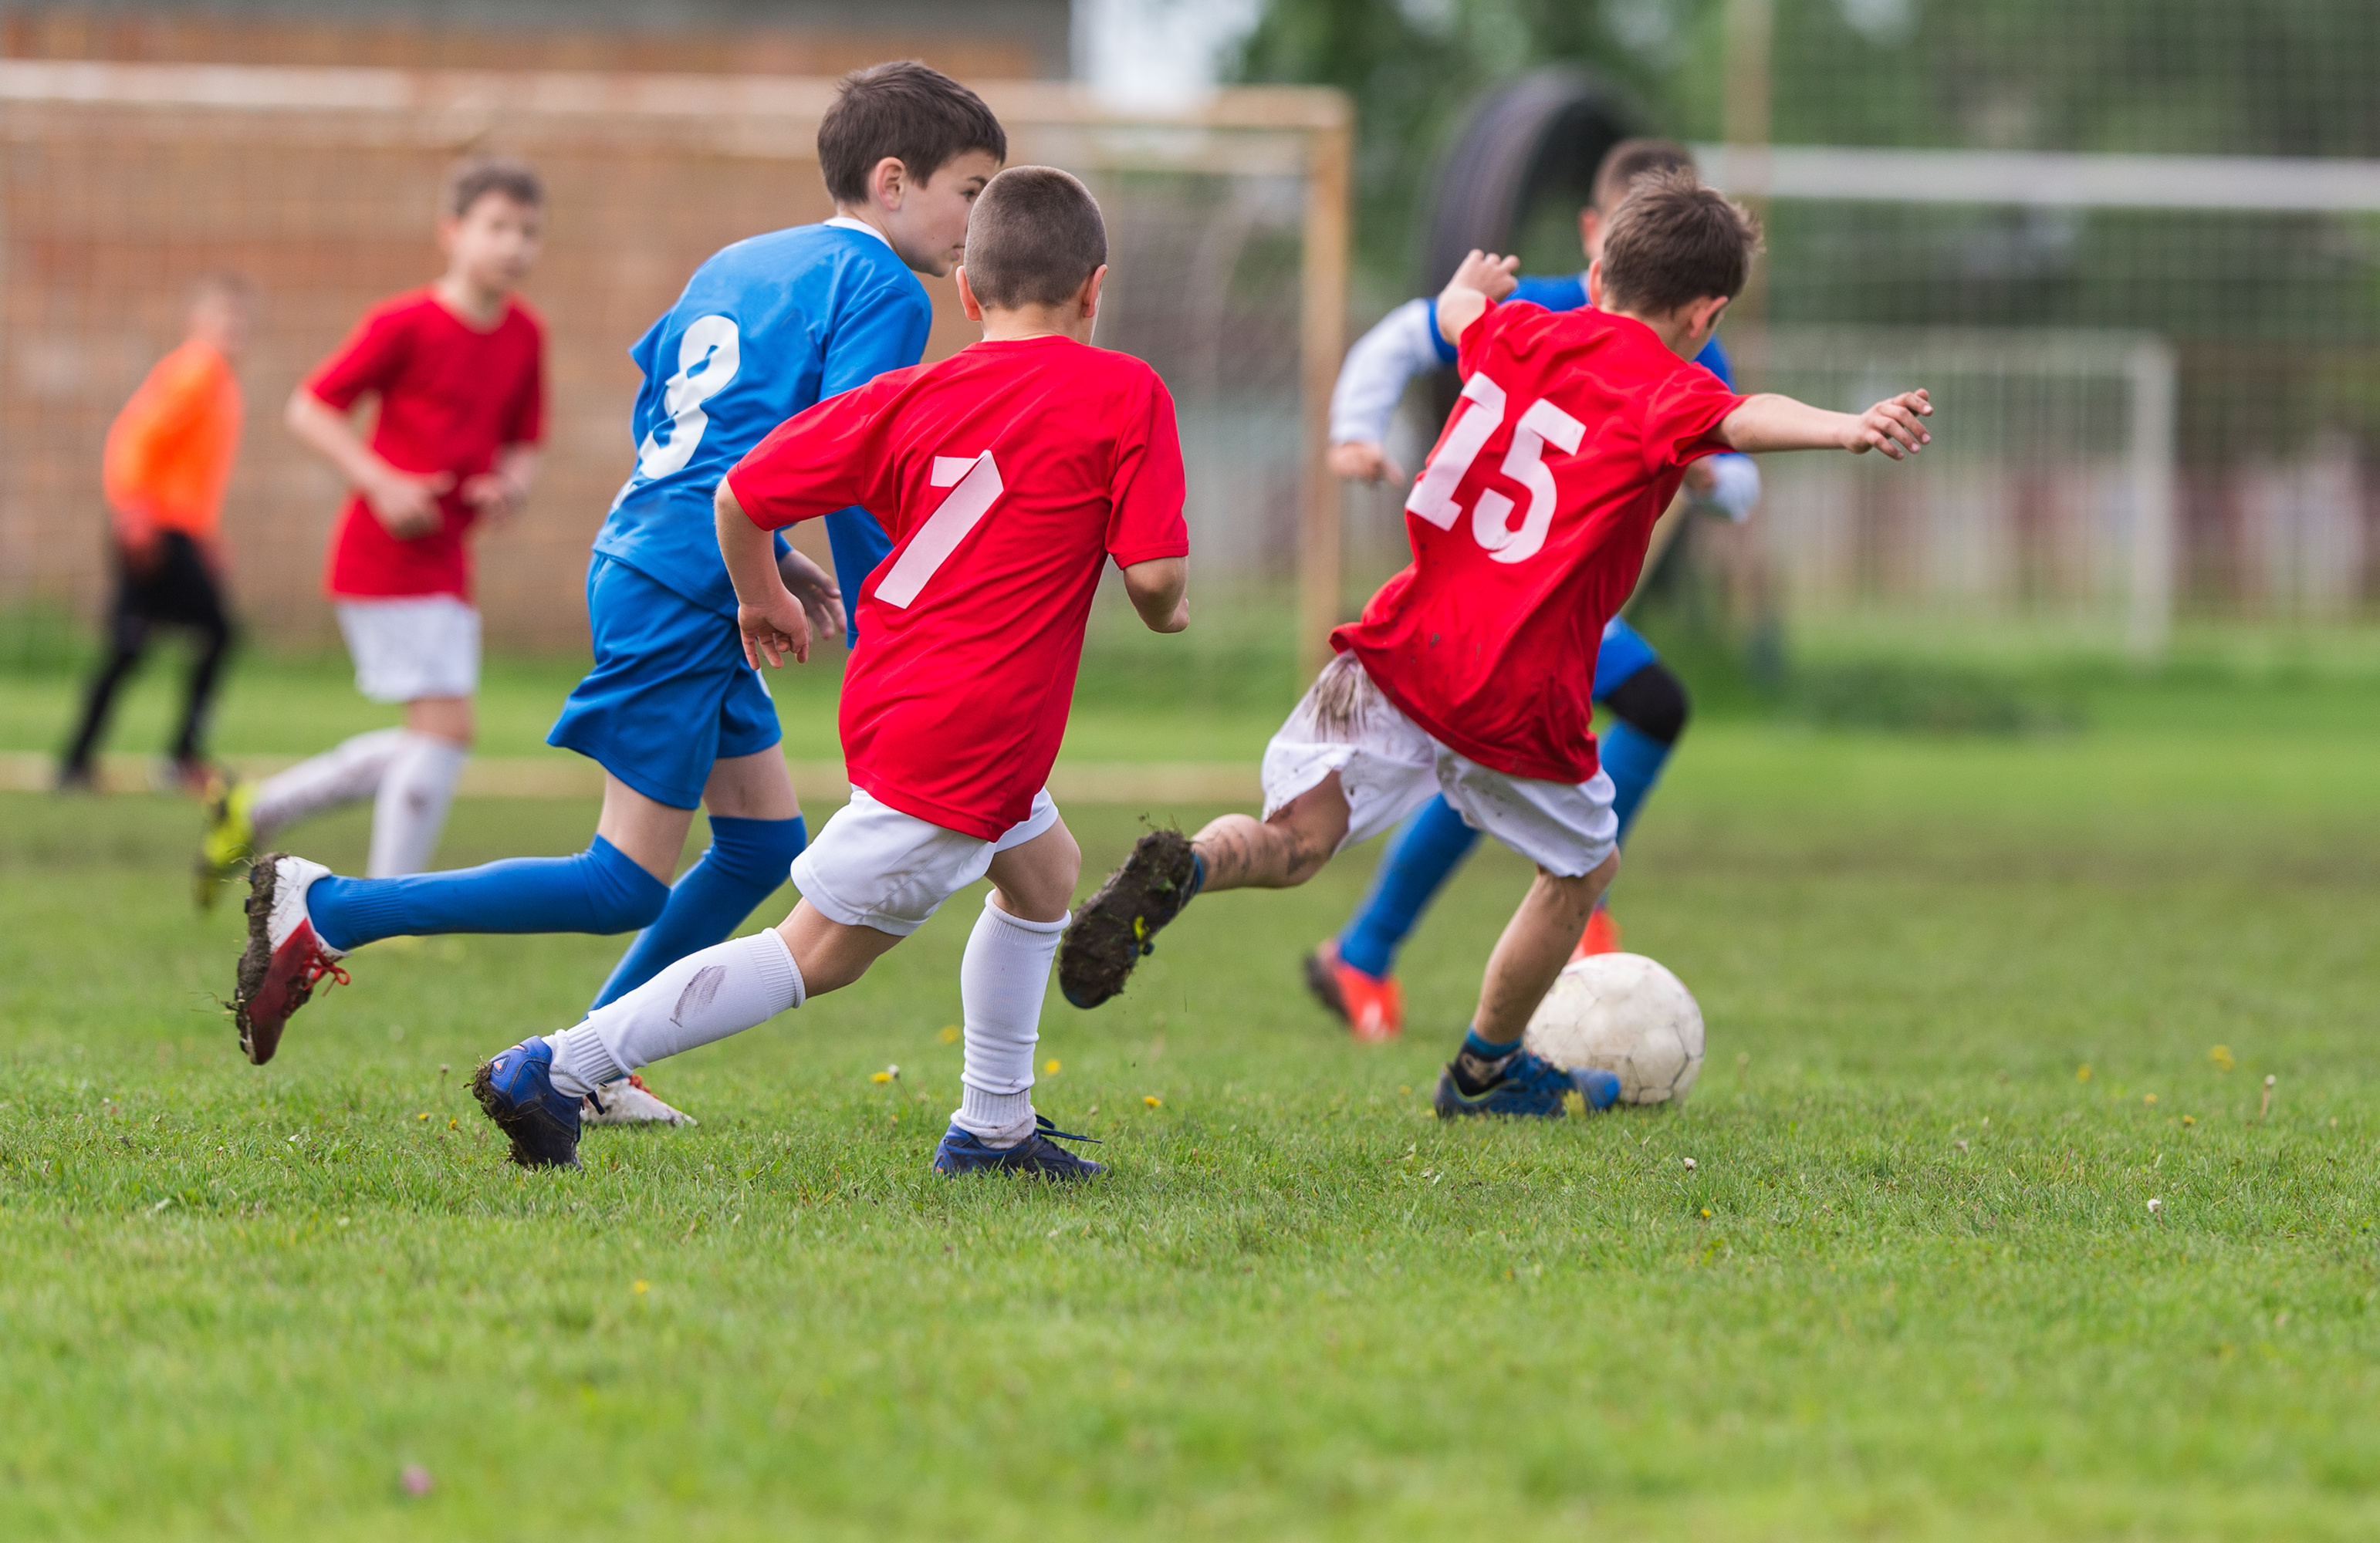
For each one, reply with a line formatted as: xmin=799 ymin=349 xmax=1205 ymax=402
xmin=1523 ymin=952 xmax=1705 ymax=1106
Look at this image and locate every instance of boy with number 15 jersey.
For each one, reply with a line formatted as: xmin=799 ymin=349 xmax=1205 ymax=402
xmin=228 ymin=66 xmax=1007 ymax=1094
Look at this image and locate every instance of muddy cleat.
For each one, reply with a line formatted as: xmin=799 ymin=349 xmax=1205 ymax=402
xmin=1302 ymin=940 xmax=1405 ymax=1042
xmin=230 ymin=854 xmax=348 ymax=1066
xmin=583 ymin=1073 xmax=697 ymax=1127
xmin=931 ymin=1115 xmax=1105 ymax=1180
xmin=194 ymin=775 xmax=255 ymax=911
xmin=1570 ymin=907 xmax=1622 ymax=963
xmin=1057 ymin=829 xmax=1200 ymax=1009
xmin=1434 ymin=1046 xmax=1621 ymax=1120
xmin=472 ymin=1039 xmax=583 ymax=1170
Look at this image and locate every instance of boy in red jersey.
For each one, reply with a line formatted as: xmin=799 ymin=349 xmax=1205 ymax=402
xmin=468 ymin=167 xmax=1189 ymax=1175
xmin=198 ymin=158 xmax=545 ymax=893
xmin=1061 ymin=173 xmax=1933 ymax=1119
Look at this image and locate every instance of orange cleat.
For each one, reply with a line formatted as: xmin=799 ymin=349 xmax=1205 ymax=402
xmin=1571 ymin=907 xmax=1622 ymax=963
xmin=1301 ymin=940 xmax=1405 ymax=1042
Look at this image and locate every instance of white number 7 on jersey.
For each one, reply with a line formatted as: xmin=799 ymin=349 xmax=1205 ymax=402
xmin=874 ymin=451 xmax=1004 ymax=609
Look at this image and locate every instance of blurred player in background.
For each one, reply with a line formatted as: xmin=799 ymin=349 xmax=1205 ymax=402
xmin=468 ymin=166 xmax=1189 ymax=1175
xmin=1308 ymin=139 xmax=1758 ymax=1040
xmin=1061 ymin=177 xmax=1932 ymax=1120
xmin=197 ymin=157 xmax=546 ymax=895
xmin=226 ymin=66 xmax=1006 ymax=1130
xmin=59 ymin=274 xmax=255 ymax=799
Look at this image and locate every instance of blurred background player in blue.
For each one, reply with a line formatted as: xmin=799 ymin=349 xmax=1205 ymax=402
xmin=228 ymin=64 xmax=1007 ymax=1115
xmin=1309 ymin=139 xmax=1760 ymax=1041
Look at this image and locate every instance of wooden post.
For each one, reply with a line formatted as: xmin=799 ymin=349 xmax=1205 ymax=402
xmin=1297 ymin=105 xmax=1352 ymax=681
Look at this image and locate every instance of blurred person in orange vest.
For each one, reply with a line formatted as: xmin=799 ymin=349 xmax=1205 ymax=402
xmin=59 ymin=274 xmax=255 ymax=794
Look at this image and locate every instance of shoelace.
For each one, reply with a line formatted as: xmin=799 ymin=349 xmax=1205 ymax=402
xmin=301 ymin=955 xmax=351 ymax=994
xmin=1033 ymin=1113 xmax=1101 ymax=1146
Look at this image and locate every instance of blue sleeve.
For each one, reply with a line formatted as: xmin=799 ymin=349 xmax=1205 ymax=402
xmin=1420 ymin=299 xmax=1459 ymax=367
xmin=820 ymin=277 xmax=931 ymax=400
xmin=1694 ymin=336 xmax=1735 ymax=390
xmin=1509 ymin=274 xmax=1589 ymax=312
xmin=816 ymin=268 xmax=929 ymax=644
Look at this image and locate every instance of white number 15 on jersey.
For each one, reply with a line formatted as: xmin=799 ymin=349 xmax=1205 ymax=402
xmin=1404 ymin=371 xmax=1586 ymax=565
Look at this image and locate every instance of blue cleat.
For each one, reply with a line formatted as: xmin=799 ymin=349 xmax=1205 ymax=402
xmin=470 ymin=1038 xmax=583 ymax=1169
xmin=1434 ymin=1047 xmax=1621 ymax=1120
xmin=931 ymin=1115 xmax=1106 ymax=1180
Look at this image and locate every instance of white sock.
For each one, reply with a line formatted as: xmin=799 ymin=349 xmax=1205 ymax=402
xmin=544 ymin=930 xmax=804 ymax=1096
xmin=367 ymin=733 xmax=469 ymax=877
xmin=250 ymin=728 xmax=404 ymax=839
xmin=952 ymin=897 xmax=1065 ymax=1149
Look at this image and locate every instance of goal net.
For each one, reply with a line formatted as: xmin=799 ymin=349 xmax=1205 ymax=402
xmin=0 ymin=62 xmax=1349 ymax=656
xmin=1699 ymin=142 xmax=2380 ymax=649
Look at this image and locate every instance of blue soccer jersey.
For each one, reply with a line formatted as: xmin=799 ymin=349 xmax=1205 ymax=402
xmin=593 ymin=218 xmax=932 ymax=623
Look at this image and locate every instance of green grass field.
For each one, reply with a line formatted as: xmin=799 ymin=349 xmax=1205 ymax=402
xmin=2 ymin=629 xmax=2377 ymax=1540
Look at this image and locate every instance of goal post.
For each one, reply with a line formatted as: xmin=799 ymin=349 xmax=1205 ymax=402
xmin=0 ymin=60 xmax=1351 ymax=663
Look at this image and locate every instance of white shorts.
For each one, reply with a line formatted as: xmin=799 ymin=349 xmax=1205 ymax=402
xmin=791 ymin=787 xmax=1061 ymax=937
xmin=334 ymin=596 xmax=482 ymax=703
xmin=1260 ymin=657 xmax=1618 ymax=878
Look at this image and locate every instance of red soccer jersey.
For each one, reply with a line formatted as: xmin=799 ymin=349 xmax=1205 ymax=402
xmin=1334 ymin=301 xmax=1744 ymax=784
xmin=725 ymin=336 xmax=1189 ymax=839
xmin=306 ymin=289 xmax=545 ymax=601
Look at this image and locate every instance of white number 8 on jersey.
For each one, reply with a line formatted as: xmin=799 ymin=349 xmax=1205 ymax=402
xmin=1403 ymin=370 xmax=1587 ymax=565
xmin=636 ymin=314 xmax=741 ymax=480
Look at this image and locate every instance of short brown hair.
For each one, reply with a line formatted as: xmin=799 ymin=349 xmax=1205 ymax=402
xmin=445 ymin=157 xmax=543 ymax=219
xmin=818 ymin=61 xmax=1006 ymax=205
xmin=963 ymin=166 xmax=1107 ymax=310
xmin=1591 ymin=137 xmax=1699 ymax=212
xmin=1597 ymin=171 xmax=1763 ymax=316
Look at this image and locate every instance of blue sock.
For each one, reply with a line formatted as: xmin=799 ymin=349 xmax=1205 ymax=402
xmin=1599 ymin=720 xmax=1673 ymax=845
xmin=1462 ymin=1025 xmax=1523 ymax=1060
xmin=306 ymin=836 xmax=669 ymax=953
xmin=1336 ymin=795 xmax=1479 ymax=978
xmin=590 ymin=815 xmax=807 ymax=1009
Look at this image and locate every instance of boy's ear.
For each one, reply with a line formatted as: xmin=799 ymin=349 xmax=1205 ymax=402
xmin=1078 ymin=264 xmax=1109 ymax=319
xmin=1685 ymin=293 xmax=1730 ymax=342
xmin=434 ymin=214 xmax=461 ymax=255
xmin=1577 ymin=206 xmax=1603 ymax=262
xmin=1585 ymin=258 xmax=1604 ymax=310
xmin=869 ymin=156 xmax=910 ymax=211
xmin=955 ymin=265 xmax=984 ymax=322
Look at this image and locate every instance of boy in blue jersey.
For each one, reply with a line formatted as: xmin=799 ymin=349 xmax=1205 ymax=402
xmin=1310 ymin=140 xmax=1753 ymax=1040
xmin=226 ymin=64 xmax=1007 ymax=1099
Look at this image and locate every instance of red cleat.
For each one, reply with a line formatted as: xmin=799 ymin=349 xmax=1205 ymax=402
xmin=1301 ymin=940 xmax=1405 ymax=1042
xmin=1571 ymin=907 xmax=1623 ymax=963
xmin=231 ymin=853 xmax=350 ymax=1065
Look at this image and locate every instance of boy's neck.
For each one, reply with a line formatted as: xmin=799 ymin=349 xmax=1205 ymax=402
xmin=979 ymin=308 xmax=1090 ymax=346
xmin=433 ymin=271 xmax=510 ymax=329
xmin=832 ymin=201 xmax=891 ymax=241
xmin=1614 ymin=306 xmax=1709 ymax=360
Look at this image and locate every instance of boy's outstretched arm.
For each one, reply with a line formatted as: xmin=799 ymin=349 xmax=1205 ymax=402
xmin=1720 ymin=388 xmax=1933 ymax=459
xmin=715 ymin=482 xmax=813 ymax=667
xmin=1122 ymin=556 xmax=1188 ymax=633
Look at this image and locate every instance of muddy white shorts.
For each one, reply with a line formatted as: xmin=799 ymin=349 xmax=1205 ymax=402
xmin=1259 ymin=657 xmax=1618 ymax=879
xmin=791 ymin=787 xmax=1062 ymax=936
xmin=334 ymin=595 xmax=482 ymax=704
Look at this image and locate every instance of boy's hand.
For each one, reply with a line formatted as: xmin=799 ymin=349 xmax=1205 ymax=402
xmin=364 ymin=468 xmax=453 ymax=539
xmin=1449 ymin=249 xmax=1520 ymax=301
xmin=1434 ymin=249 xmax=1520 ymax=346
xmin=738 ymin=588 xmax=813 ymax=670
xmin=777 ymin=547 xmax=847 ymax=644
xmin=458 ymin=469 xmax=527 ymax=528
xmin=1328 ymin=441 xmax=1407 ymax=485
xmin=1844 ymin=390 xmax=1933 ymax=459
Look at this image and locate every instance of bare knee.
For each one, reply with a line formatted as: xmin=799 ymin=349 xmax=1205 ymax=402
xmin=1537 ymin=850 xmax=1619 ymax=918
xmin=986 ymin=818 xmax=1081 ymax=923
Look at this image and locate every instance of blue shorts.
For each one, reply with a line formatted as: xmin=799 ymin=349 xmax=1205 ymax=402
xmin=547 ymin=554 xmax=783 ymax=811
xmin=1592 ymin=616 xmax=1660 ymax=700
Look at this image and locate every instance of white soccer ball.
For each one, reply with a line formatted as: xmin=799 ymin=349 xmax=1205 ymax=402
xmin=1523 ymin=952 xmax=1705 ymax=1106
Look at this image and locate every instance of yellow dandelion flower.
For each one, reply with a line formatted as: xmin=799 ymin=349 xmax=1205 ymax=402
xmin=1045 ymin=1058 xmax=1062 ymax=1075
xmin=1144 ymin=1095 xmax=1162 ymax=1109
xmin=2209 ymin=1045 xmax=2235 ymax=1072
xmin=939 ymin=1025 xmax=961 ymax=1044
xmin=2076 ymin=1064 xmax=2093 ymax=1082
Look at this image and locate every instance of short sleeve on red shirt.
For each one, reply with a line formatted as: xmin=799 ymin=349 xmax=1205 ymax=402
xmin=1105 ymin=379 xmax=1189 ymax=566
xmin=306 ymin=309 xmax=409 ymax=414
xmin=724 ymin=374 xmax=898 ymax=532
xmin=1637 ymin=363 xmax=1741 ymax=475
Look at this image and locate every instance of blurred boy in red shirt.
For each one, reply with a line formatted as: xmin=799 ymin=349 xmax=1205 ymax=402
xmin=60 ymin=274 xmax=254 ymax=795
xmin=198 ymin=158 xmax=546 ymax=896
